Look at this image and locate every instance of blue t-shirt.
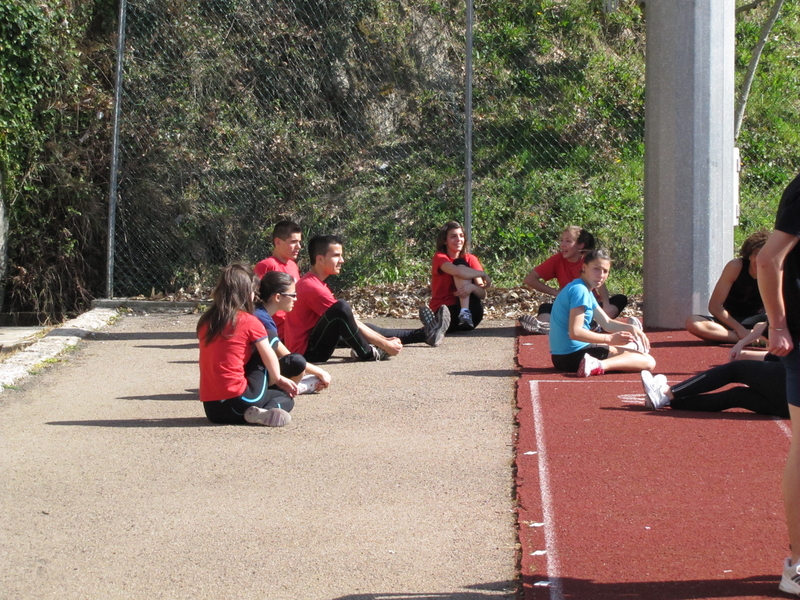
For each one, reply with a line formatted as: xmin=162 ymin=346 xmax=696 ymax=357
xmin=549 ymin=278 xmax=599 ymax=355
xmin=253 ymin=306 xmax=280 ymax=348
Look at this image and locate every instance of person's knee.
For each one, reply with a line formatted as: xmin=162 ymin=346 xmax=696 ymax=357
xmin=643 ymin=354 xmax=657 ymax=371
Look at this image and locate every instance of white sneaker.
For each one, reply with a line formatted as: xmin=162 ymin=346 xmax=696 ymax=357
xmin=577 ymin=354 xmax=604 ymax=377
xmin=641 ymin=371 xmax=670 ymax=410
xmin=780 ymin=558 xmax=800 ymax=595
xmin=244 ymin=406 xmax=292 ymax=427
xmin=297 ymin=375 xmax=320 ymax=395
xmin=628 ymin=316 xmax=643 ymax=330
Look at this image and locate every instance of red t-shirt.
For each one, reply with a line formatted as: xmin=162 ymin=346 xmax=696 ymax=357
xmin=429 ymin=252 xmax=484 ymax=312
xmin=254 ymin=256 xmax=301 ymax=280
xmin=284 ymin=272 xmax=337 ymax=355
xmin=254 ymin=256 xmax=301 ymax=339
xmin=198 ymin=311 xmax=268 ymax=402
xmin=534 ymin=253 xmax=584 ymax=290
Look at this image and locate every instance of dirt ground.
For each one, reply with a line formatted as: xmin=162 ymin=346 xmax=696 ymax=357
xmin=0 ymin=312 xmax=519 ymax=600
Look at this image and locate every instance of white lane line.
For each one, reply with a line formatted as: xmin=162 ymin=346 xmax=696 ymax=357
xmin=529 ymin=380 xmax=564 ymax=600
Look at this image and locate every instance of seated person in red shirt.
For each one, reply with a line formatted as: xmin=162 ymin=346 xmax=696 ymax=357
xmin=429 ymin=221 xmax=491 ymax=332
xmin=520 ymin=225 xmax=627 ymax=333
xmin=285 ymin=235 xmax=448 ymax=362
xmin=254 ymin=220 xmax=303 ymax=338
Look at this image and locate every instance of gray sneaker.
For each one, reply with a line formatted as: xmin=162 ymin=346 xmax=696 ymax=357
xmin=458 ymin=310 xmax=475 ymax=331
xmin=519 ymin=314 xmax=548 ymax=334
xmin=641 ymin=371 xmax=670 ymax=409
xmin=244 ymin=406 xmax=292 ymax=427
xmin=422 ymin=305 xmax=450 ymax=347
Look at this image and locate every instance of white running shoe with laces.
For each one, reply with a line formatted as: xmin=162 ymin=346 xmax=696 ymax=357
xmin=577 ymin=353 xmax=604 ymax=377
xmin=780 ymin=557 xmax=800 ymax=595
xmin=641 ymin=371 xmax=670 ymax=410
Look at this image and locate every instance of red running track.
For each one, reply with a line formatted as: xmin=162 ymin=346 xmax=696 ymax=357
xmin=516 ymin=329 xmax=790 ymax=600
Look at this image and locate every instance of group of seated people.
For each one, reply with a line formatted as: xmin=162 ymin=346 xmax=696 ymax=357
xmin=197 ymin=216 xmax=777 ymax=428
xmin=521 ymin=226 xmax=780 ymax=418
xmin=197 ymin=219 xmax=491 ymax=427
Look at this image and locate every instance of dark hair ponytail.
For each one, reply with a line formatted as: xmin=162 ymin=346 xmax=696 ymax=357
xmin=583 ymin=248 xmax=611 ymax=266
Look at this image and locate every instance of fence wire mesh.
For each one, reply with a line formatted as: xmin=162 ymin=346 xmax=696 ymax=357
xmin=111 ymin=0 xmax=647 ymax=297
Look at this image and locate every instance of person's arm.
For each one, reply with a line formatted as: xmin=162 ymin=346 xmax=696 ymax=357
xmin=567 ymin=306 xmax=634 ymax=346
xmin=597 ymin=284 xmax=614 ymax=314
xmin=523 ymin=268 xmax=560 ymax=297
xmin=592 ymin=306 xmax=650 ymax=352
xmin=355 ymin=318 xmax=403 ymax=355
xmin=757 ymin=230 xmax=799 ymax=356
xmin=439 ymin=261 xmax=490 ymax=286
xmin=255 ymin=337 xmax=298 ymax=396
xmin=708 ymin=259 xmax=750 ymax=340
xmin=274 ymin=339 xmax=290 ymax=358
xmin=304 ymin=362 xmax=332 ymax=390
xmin=454 ymin=281 xmax=487 ymax=300
xmin=729 ymin=321 xmax=768 ymax=361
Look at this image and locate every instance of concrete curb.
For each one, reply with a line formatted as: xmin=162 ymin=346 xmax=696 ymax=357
xmin=0 ymin=307 xmax=119 ymax=390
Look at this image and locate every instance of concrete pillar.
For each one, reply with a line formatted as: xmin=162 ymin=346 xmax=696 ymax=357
xmin=640 ymin=0 xmax=736 ymax=329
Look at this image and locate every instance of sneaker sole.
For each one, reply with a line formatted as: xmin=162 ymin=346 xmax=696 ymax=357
xmin=245 ymin=407 xmax=292 ymax=427
xmin=779 ymin=575 xmax=800 ymax=595
xmin=641 ymin=371 xmax=657 ymax=410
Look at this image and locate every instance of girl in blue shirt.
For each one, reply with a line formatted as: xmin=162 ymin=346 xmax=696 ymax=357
xmin=549 ymin=249 xmax=655 ymax=377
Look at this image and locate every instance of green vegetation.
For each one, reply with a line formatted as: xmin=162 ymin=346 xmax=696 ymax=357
xmin=1 ymin=0 xmax=799 ymax=317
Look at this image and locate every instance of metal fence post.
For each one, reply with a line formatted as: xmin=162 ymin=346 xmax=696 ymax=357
xmin=106 ymin=0 xmax=127 ymax=299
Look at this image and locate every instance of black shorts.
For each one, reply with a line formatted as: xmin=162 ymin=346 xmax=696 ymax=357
xmin=551 ymin=346 xmax=610 ymax=373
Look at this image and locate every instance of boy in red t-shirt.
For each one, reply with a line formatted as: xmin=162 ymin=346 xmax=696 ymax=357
xmin=254 ymin=220 xmax=303 ymax=339
xmin=285 ymin=235 xmax=448 ymax=362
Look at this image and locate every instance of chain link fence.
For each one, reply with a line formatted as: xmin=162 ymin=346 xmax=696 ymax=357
xmin=110 ymin=0 xmax=665 ymax=297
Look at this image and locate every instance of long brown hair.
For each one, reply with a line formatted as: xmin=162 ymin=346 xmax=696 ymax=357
xmin=436 ymin=221 xmax=468 ymax=256
xmin=197 ymin=264 xmax=257 ymax=344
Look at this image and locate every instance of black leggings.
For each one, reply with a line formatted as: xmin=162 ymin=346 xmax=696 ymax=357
xmin=444 ymin=294 xmax=484 ymax=333
xmin=670 ymin=359 xmax=788 ymax=417
xmin=304 ymin=300 xmax=424 ymax=363
xmin=203 ymin=356 xmax=294 ymax=424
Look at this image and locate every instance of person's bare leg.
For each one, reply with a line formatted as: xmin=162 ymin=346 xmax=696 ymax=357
xmin=599 ymin=348 xmax=656 ymax=373
xmin=685 ymin=315 xmax=740 ymax=343
xmin=452 ymin=275 xmax=471 ymax=311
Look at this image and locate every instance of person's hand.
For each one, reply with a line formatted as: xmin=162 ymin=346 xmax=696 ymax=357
xmin=276 ymin=376 xmax=298 ymax=397
xmin=608 ymin=331 xmax=633 ymax=346
xmin=768 ymin=328 xmax=794 ymax=356
xmin=316 ymin=370 xmax=332 ymax=390
xmin=455 ymin=284 xmax=476 ymax=298
xmin=381 ymin=337 xmax=403 ymax=356
xmin=729 ymin=340 xmax=746 ymax=362
xmin=480 ymin=273 xmax=492 ymax=288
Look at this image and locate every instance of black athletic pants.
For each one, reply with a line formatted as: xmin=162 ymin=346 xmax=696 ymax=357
xmin=670 ymin=359 xmax=788 ymax=417
xmin=304 ymin=299 xmax=424 ymax=363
